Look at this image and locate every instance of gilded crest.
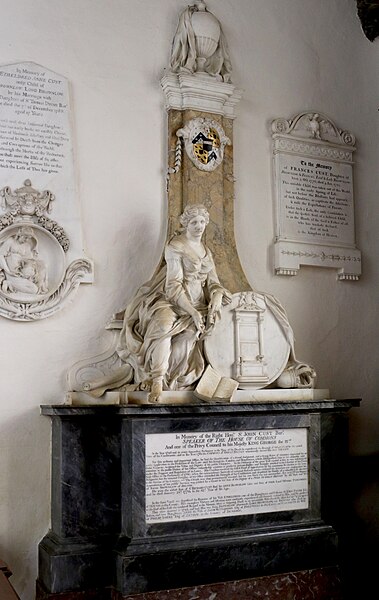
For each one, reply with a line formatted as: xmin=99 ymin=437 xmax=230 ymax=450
xmin=177 ymin=117 xmax=230 ymax=172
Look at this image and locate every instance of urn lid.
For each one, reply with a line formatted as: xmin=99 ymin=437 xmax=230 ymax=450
xmin=191 ymin=1 xmax=221 ymax=42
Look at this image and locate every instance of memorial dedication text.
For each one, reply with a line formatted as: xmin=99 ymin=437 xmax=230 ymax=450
xmin=278 ymin=155 xmax=354 ymax=245
xmin=145 ymin=428 xmax=308 ymax=523
xmin=0 ymin=63 xmax=70 ymax=176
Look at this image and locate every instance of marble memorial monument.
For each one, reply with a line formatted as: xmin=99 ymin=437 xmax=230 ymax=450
xmin=271 ymin=111 xmax=361 ymax=280
xmin=38 ymin=2 xmax=358 ymax=599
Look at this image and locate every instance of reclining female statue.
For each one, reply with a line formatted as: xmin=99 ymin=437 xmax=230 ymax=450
xmin=84 ymin=204 xmax=231 ymax=402
xmin=81 ymin=204 xmax=316 ymax=402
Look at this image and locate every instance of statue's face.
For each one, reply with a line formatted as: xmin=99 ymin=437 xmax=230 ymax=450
xmin=21 ymin=264 xmax=36 ymax=278
xmin=17 ymin=233 xmax=33 ymax=244
xmin=187 ymin=215 xmax=207 ymax=237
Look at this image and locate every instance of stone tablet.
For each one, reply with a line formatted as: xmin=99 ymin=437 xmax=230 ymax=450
xmin=0 ymin=62 xmax=92 ymax=319
xmin=271 ymin=111 xmax=361 ymax=281
xmin=145 ymin=428 xmax=309 ymax=523
xmin=204 ymin=292 xmax=290 ymax=389
xmin=0 ymin=63 xmax=74 ymax=215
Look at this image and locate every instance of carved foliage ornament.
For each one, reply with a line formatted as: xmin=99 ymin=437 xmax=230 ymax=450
xmin=176 ymin=117 xmax=231 ymax=172
xmin=0 ymin=180 xmax=91 ymax=321
xmin=1 ymin=180 xmax=70 ymax=250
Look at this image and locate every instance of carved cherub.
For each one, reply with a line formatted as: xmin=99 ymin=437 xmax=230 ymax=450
xmin=307 ymin=113 xmax=333 ymax=140
xmin=0 ymin=226 xmax=48 ymax=294
xmin=308 ymin=114 xmax=322 ymax=139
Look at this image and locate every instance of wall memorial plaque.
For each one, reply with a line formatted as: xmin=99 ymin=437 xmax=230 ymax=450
xmin=145 ymin=428 xmax=308 ymax=523
xmin=271 ymin=111 xmax=361 ymax=281
xmin=0 ymin=62 xmax=92 ymax=320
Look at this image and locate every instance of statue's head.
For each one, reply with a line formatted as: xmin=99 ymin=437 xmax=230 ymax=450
xmin=179 ymin=204 xmax=210 ymax=229
xmin=16 ymin=226 xmax=36 ymax=243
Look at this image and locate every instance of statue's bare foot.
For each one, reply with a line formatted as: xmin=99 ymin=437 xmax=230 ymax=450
xmin=148 ymin=379 xmax=163 ymax=403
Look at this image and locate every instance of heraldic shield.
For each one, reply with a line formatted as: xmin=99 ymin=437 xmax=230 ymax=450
xmin=177 ymin=117 xmax=231 ymax=172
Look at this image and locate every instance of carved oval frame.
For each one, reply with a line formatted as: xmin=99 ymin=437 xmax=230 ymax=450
xmin=0 ymin=220 xmax=92 ymax=321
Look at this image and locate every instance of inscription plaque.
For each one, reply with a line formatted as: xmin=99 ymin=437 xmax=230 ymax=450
xmin=278 ymin=155 xmax=354 ymax=245
xmin=271 ymin=111 xmax=361 ymax=280
xmin=0 ymin=62 xmax=92 ymax=320
xmin=0 ymin=64 xmax=69 ymax=177
xmin=145 ymin=428 xmax=308 ymax=524
xmin=0 ymin=62 xmax=91 ymax=264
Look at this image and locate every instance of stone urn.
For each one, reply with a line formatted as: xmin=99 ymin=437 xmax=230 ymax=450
xmin=191 ymin=0 xmax=221 ymax=73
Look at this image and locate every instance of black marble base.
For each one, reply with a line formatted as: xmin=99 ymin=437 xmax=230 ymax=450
xmin=39 ymin=534 xmax=115 ymax=593
xmin=37 ymin=400 xmax=359 ymax=596
xmin=114 ymin=525 xmax=338 ymax=596
xmin=36 ymin=566 xmax=343 ymax=600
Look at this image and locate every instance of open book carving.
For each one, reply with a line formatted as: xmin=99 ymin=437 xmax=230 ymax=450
xmin=195 ymin=365 xmax=238 ymax=401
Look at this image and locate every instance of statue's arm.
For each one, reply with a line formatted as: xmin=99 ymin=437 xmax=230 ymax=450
xmin=165 ymin=250 xmax=195 ymax=315
xmin=206 ymin=254 xmax=232 ymax=305
xmin=200 ymin=255 xmax=231 ymax=331
xmin=165 ymin=246 xmax=204 ymax=333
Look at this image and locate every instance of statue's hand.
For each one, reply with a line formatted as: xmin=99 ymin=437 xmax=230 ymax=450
xmin=191 ymin=310 xmax=205 ymax=334
xmin=208 ymin=292 xmax=223 ymax=325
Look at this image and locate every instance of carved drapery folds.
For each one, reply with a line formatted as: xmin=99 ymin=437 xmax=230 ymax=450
xmin=170 ymin=0 xmax=232 ymax=82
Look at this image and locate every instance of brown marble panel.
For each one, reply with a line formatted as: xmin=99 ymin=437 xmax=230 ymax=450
xmin=166 ymin=109 xmax=250 ymax=293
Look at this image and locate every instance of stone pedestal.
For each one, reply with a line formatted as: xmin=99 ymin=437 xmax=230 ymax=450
xmin=37 ymin=399 xmax=359 ymax=598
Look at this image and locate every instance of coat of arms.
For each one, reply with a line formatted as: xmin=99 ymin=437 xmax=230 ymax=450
xmin=176 ymin=117 xmax=231 ymax=172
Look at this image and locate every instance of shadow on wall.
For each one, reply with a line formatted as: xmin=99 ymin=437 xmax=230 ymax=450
xmin=340 ymin=452 xmax=379 ymax=599
xmin=356 ymin=0 xmax=379 ymax=41
xmin=0 ymin=407 xmax=50 ymax=599
xmin=110 ymin=210 xmax=167 ymax=313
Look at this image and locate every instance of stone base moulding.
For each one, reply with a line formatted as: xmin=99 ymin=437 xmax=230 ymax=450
xmin=36 ymin=566 xmax=343 ymax=600
xmin=274 ymin=240 xmax=362 ymax=281
xmin=161 ymin=73 xmax=243 ymax=119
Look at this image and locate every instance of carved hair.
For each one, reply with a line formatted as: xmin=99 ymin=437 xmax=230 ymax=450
xmin=179 ymin=204 xmax=210 ymax=228
xmin=16 ymin=226 xmax=35 ymax=238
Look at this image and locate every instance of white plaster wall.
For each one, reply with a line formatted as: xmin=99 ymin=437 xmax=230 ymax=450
xmin=0 ymin=1 xmax=377 ymax=598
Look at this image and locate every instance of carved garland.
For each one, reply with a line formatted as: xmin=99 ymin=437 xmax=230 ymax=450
xmin=0 ymin=182 xmax=70 ymax=251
